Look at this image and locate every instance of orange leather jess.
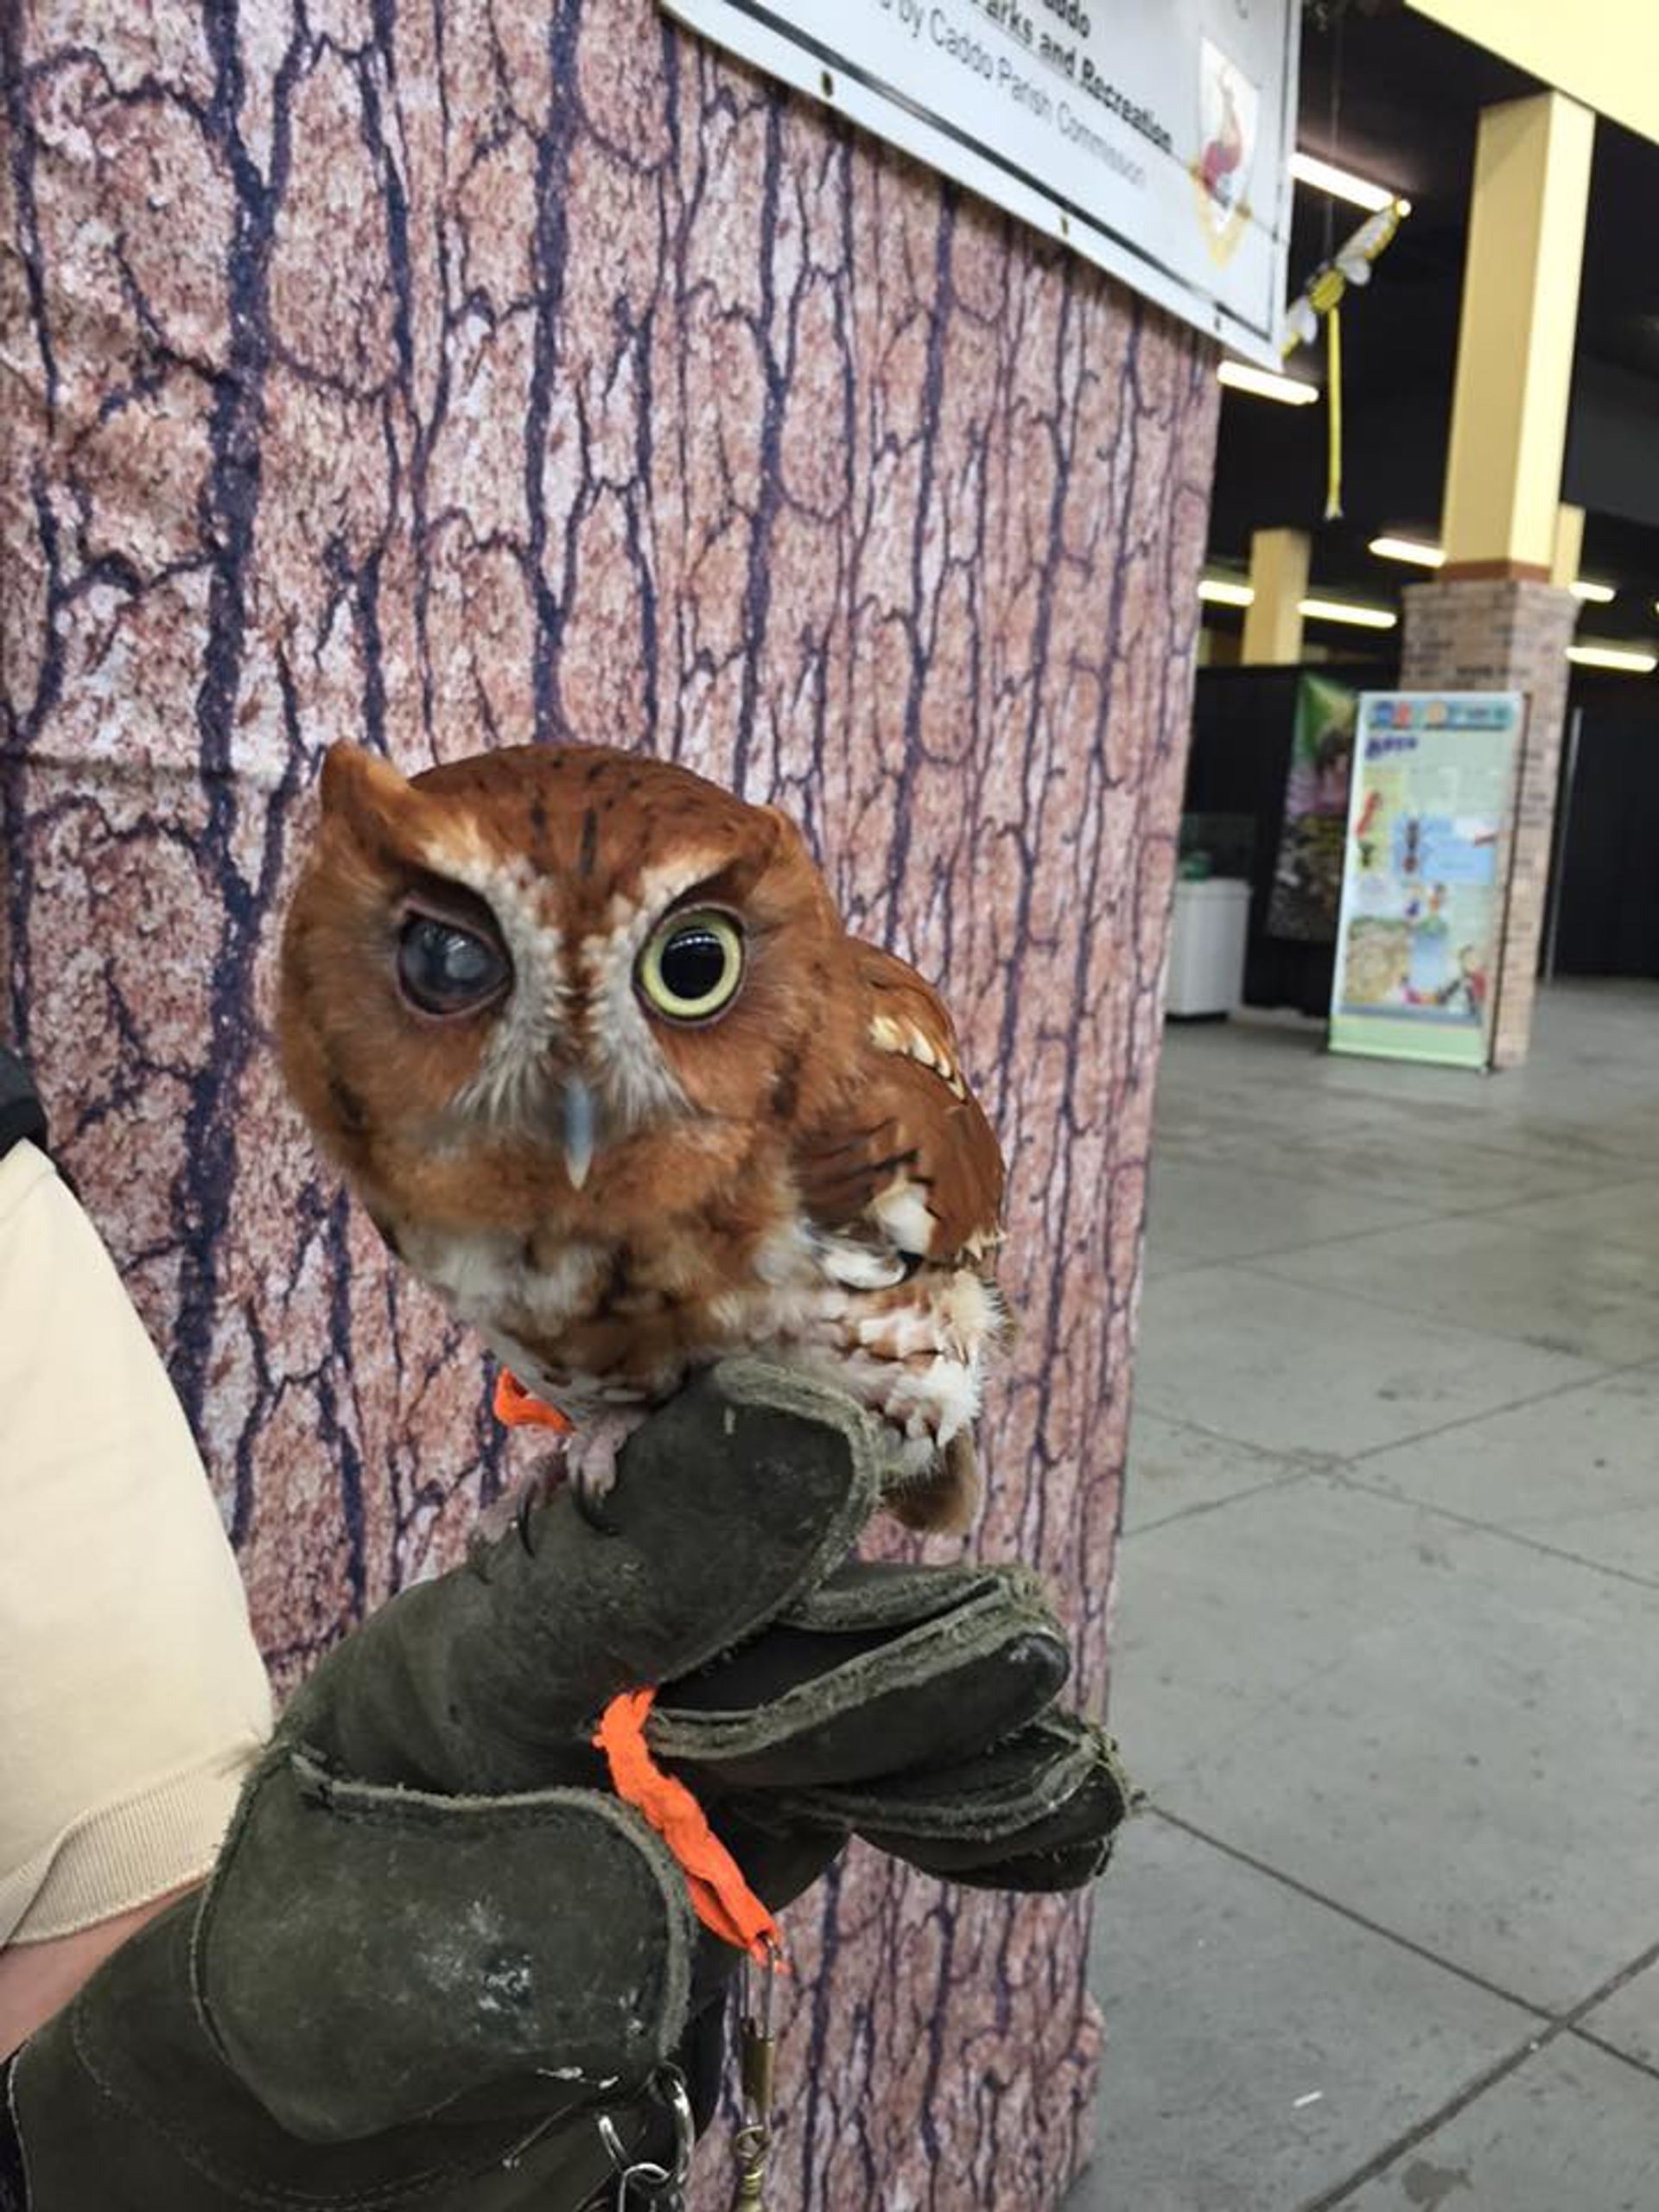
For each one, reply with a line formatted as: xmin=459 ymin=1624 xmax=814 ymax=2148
xmin=492 ymin=1369 xmax=575 ymax=1434
xmin=493 ymin=1367 xmax=785 ymax=1968
xmin=594 ymin=1688 xmax=785 ymax=1967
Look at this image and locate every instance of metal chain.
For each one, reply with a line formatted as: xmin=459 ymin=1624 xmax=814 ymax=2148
xmin=729 ymin=1948 xmax=781 ymax=2209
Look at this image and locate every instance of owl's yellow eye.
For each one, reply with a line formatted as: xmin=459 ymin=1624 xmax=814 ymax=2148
xmin=638 ymin=910 xmax=745 ymax=1023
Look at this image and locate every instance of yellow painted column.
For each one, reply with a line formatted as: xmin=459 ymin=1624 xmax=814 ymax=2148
xmin=1241 ymin=527 xmax=1309 ymax=664
xmin=1440 ymin=92 xmax=1594 ymax=575
xmin=1550 ymin=503 xmax=1584 ymax=591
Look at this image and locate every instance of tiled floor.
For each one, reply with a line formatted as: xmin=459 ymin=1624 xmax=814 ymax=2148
xmin=1065 ymin=982 xmax=1659 ymax=2212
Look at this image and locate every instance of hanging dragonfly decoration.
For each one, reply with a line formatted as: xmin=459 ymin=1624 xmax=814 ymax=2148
xmin=1281 ymin=197 xmax=1410 ymax=519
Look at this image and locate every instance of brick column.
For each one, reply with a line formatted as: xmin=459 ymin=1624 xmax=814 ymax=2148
xmin=1399 ymin=579 xmax=1578 ymax=1067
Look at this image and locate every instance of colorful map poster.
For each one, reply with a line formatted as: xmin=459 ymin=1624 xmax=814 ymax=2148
xmin=1329 ymin=692 xmax=1524 ymax=1071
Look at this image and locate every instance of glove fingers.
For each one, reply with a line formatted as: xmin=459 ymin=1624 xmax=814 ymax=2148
xmin=786 ymin=1558 xmax=1046 ymax=1632
xmin=755 ymin=1713 xmax=1132 ymax=1896
xmin=912 ymin=1833 xmax=1120 ymax=1892
xmin=652 ymin=1573 xmax=1069 ymax=1789
xmin=773 ymin=1711 xmax=1116 ymax=1838
xmin=861 ymin=1753 xmax=1131 ymax=1888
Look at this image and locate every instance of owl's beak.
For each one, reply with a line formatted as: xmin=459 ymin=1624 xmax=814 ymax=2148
xmin=560 ymin=1075 xmax=598 ymax=1192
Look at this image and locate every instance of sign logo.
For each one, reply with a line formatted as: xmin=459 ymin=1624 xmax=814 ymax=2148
xmin=1192 ymin=37 xmax=1259 ymax=264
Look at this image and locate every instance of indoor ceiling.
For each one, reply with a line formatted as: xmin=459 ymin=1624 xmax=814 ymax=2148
xmin=1205 ymin=0 xmax=1659 ymax=651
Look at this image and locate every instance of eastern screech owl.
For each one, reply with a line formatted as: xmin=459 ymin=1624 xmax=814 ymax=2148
xmin=278 ymin=744 xmax=1006 ymax=1532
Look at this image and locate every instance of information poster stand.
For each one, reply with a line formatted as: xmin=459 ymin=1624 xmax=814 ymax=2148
xmin=1328 ymin=691 xmax=1525 ymax=1071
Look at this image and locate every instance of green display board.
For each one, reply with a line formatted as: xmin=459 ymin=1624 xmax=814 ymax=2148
xmin=1328 ymin=691 xmax=1524 ymax=1071
xmin=1267 ymin=673 xmax=1360 ymax=944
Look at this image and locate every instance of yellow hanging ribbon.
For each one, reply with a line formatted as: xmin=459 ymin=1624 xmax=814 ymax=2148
xmin=1281 ymin=200 xmax=1408 ymax=524
xmin=1324 ymin=302 xmax=1344 ymax=520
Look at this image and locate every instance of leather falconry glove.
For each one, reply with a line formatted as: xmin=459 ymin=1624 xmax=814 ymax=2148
xmin=4 ymin=1361 xmax=1127 ymax=2212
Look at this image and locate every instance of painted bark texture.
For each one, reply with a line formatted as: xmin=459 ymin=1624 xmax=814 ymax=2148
xmin=0 ymin=3 xmax=1216 ymax=2203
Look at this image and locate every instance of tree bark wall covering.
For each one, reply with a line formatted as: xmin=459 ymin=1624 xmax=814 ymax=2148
xmin=0 ymin=3 xmax=1216 ymax=2202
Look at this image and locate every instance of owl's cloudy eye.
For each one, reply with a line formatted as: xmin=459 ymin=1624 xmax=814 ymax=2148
xmin=396 ymin=912 xmax=510 ymax=1017
xmin=638 ymin=909 xmax=744 ymax=1023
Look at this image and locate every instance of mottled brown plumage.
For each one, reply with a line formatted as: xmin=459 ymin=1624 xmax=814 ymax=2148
xmin=278 ymin=743 xmax=1006 ymax=1529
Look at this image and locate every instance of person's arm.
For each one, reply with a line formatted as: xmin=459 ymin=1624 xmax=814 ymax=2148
xmin=0 ymin=1120 xmax=272 ymax=2056
xmin=0 ymin=1887 xmax=193 ymax=2059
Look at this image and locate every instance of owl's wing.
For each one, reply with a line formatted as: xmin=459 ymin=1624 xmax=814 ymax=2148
xmin=792 ymin=943 xmax=1005 ymax=1287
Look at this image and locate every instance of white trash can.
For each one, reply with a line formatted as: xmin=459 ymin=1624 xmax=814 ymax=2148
xmin=1166 ymin=878 xmax=1251 ymax=1018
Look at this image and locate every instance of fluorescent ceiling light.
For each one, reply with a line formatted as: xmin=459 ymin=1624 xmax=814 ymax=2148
xmin=1369 ymin=535 xmax=1445 ymax=569
xmin=1299 ymin=596 xmax=1398 ymax=631
xmin=1290 ymin=150 xmax=1407 ymax=216
xmin=1198 ymin=577 xmax=1255 ymax=607
xmin=1217 ymin=360 xmax=1319 ymax=406
xmin=1567 ymin=643 xmax=1656 ymax=673
xmin=1366 ymin=539 xmax=1614 ymax=601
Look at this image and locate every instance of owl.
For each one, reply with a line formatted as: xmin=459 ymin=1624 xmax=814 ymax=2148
xmin=277 ymin=743 xmax=1006 ymax=1532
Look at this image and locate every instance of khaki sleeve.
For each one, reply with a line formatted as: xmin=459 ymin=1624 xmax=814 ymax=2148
xmin=0 ymin=1141 xmax=273 ymax=1946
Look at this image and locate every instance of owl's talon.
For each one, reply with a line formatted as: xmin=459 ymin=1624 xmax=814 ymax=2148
xmin=563 ymin=1412 xmax=645 ymax=1531
xmin=572 ymin=1465 xmax=615 ymax=1533
xmin=514 ymin=1491 xmax=538 ymax=1556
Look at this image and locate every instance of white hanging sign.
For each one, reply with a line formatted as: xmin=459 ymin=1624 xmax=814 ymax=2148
xmin=662 ymin=0 xmax=1297 ymax=362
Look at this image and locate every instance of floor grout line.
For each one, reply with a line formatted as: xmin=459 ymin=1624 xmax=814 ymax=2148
xmin=1221 ymin=1254 xmax=1659 ymax=1370
xmin=1127 ymin=1404 xmax=1340 ymax=1468
xmin=1150 ymin=1144 xmax=1656 ymax=1217
xmin=1153 ymin=1339 xmax=1658 ymax=1474
xmin=1296 ymin=1936 xmax=1659 ymax=2209
xmin=1122 ymin=1433 xmax=1659 ymax=1585
xmin=1559 ymin=1938 xmax=1659 ymax=2029
xmin=1335 ymin=1469 xmax=1659 ymax=1593
xmin=1131 ymin=1342 xmax=1652 ymax=1487
xmin=1146 ymin=1224 xmax=1659 ymax=1297
xmin=1147 ymin=1202 xmax=1571 ymax=1279
xmin=1122 ymin=1465 xmax=1322 ymax=1540
xmin=1294 ymin=2031 xmax=1560 ymax=2212
xmin=1567 ymin=2023 xmax=1659 ymax=2087
xmin=1338 ymin=1351 xmax=1659 ymax=1463
xmin=1145 ymin=1154 xmax=1659 ymax=1281
xmin=1145 ymin=1806 xmax=1557 ymax=2024
xmin=1127 ymin=1403 xmax=1344 ymax=1463
xmin=1147 ymin=1215 xmax=1448 ymax=1274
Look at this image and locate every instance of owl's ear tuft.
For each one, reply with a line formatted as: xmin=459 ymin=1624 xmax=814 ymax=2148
xmin=317 ymin=743 xmax=429 ymax=864
xmin=759 ymin=804 xmax=810 ymax=861
xmin=755 ymin=803 xmax=840 ymax=930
